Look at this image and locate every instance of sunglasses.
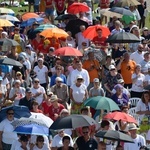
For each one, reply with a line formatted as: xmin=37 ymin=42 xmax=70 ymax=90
xmin=77 ymin=78 xmax=83 ymax=81
xmin=34 ymin=81 xmax=39 ymax=83
xmin=8 ymin=113 xmax=14 ymax=115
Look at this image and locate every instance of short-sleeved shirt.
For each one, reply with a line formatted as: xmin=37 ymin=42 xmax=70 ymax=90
xmin=92 ymin=36 xmax=108 ymax=48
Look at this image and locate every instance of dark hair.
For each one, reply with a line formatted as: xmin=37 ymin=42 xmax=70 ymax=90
xmin=82 ymin=126 xmax=89 ymax=130
xmin=101 ymin=120 xmax=110 ymax=128
xmin=20 ymin=135 xmax=28 ymax=142
xmin=81 ymin=107 xmax=88 ymax=113
xmin=6 ymin=109 xmax=14 ymax=114
xmin=31 ymin=100 xmax=39 ymax=106
xmin=62 ymin=136 xmax=70 ymax=142
xmin=36 ymin=136 xmax=44 ymax=142
xmin=141 ymin=91 xmax=150 ymax=103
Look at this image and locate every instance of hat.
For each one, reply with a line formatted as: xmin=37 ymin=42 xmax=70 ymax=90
xmin=93 ymin=78 xmax=99 ymax=82
xmin=55 ymin=77 xmax=63 ymax=82
xmin=130 ymin=25 xmax=138 ymax=32
xmin=142 ymin=27 xmax=148 ymax=31
xmin=114 ymin=84 xmax=123 ymax=90
xmin=47 ymin=91 xmax=53 ymax=96
xmin=38 ymin=53 xmax=44 ymax=57
xmin=136 ymin=64 xmax=141 ymax=68
xmin=76 ymin=75 xmax=83 ymax=80
xmin=3 ymin=100 xmax=13 ymax=107
xmin=128 ymin=123 xmax=139 ymax=130
xmin=34 ymin=78 xmax=39 ymax=82
xmin=0 ymin=76 xmax=2 ymax=81
xmin=26 ymin=44 xmax=33 ymax=50
xmin=26 ymin=87 xmax=32 ymax=93
xmin=19 ymin=52 xmax=27 ymax=59
xmin=44 ymin=39 xmax=50 ymax=45
xmin=49 ymin=47 xmax=55 ymax=52
xmin=16 ymin=71 xmax=22 ymax=75
xmin=118 ymin=79 xmax=124 ymax=84
xmin=14 ymin=80 xmax=21 ymax=84
xmin=38 ymin=58 xmax=43 ymax=62
xmin=50 ymin=95 xmax=58 ymax=102
xmin=18 ymin=55 xmax=25 ymax=62
xmin=109 ymin=65 xmax=116 ymax=70
xmin=1 ymin=31 xmax=8 ymax=36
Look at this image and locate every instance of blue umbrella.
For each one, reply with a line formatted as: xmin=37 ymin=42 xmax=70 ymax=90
xmin=20 ymin=17 xmax=44 ymax=27
xmin=0 ymin=105 xmax=31 ymax=122
xmin=14 ymin=124 xmax=49 ymax=136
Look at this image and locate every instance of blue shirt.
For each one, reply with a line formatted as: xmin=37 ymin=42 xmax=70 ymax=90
xmin=0 ymin=65 xmax=9 ymax=74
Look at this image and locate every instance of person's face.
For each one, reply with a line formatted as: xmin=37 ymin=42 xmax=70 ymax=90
xmin=124 ymin=53 xmax=130 ymax=61
xmin=97 ymin=29 xmax=102 ymax=36
xmin=76 ymin=62 xmax=82 ymax=69
xmin=56 ymin=67 xmax=62 ymax=73
xmin=77 ymin=78 xmax=83 ymax=84
xmin=16 ymin=74 xmax=22 ymax=79
xmin=143 ymin=30 xmax=148 ymax=35
xmin=21 ymin=140 xmax=28 ymax=147
xmin=34 ymin=80 xmax=40 ymax=86
xmin=37 ymin=139 xmax=44 ymax=146
xmin=104 ymin=125 xmax=110 ymax=130
xmin=26 ymin=92 xmax=32 ymax=98
xmin=122 ymin=108 xmax=129 ymax=114
xmin=88 ymin=53 xmax=94 ymax=60
xmin=33 ymin=104 xmax=38 ymax=110
xmin=38 ymin=60 xmax=43 ymax=66
xmin=56 ymin=80 xmax=62 ymax=86
xmin=135 ymin=66 xmax=141 ymax=72
xmin=55 ymin=60 xmax=61 ymax=65
xmin=98 ymin=143 xmax=106 ymax=150
xmin=15 ymin=82 xmax=20 ymax=88
xmin=61 ymin=112 xmax=69 ymax=117
xmin=116 ymin=87 xmax=123 ymax=94
xmin=138 ymin=45 xmax=144 ymax=52
xmin=94 ymin=82 xmax=99 ymax=88
xmin=58 ymin=130 xmax=64 ymax=137
xmin=144 ymin=54 xmax=150 ymax=61
xmin=7 ymin=110 xmax=14 ymax=120
xmin=80 ymin=26 xmax=85 ymax=32
xmin=63 ymin=139 xmax=70 ymax=147
xmin=26 ymin=48 xmax=31 ymax=54
xmin=144 ymin=93 xmax=150 ymax=102
xmin=82 ymin=128 xmax=90 ymax=137
xmin=133 ymin=28 xmax=140 ymax=36
xmin=129 ymin=129 xmax=137 ymax=137
xmin=81 ymin=110 xmax=88 ymax=115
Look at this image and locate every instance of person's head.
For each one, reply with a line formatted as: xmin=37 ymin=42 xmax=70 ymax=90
xmin=60 ymin=109 xmax=69 ymax=117
xmin=16 ymin=71 xmax=22 ymax=79
xmin=96 ymin=28 xmax=102 ymax=37
xmin=57 ymin=129 xmax=65 ymax=137
xmin=25 ymin=45 xmax=33 ymax=55
xmin=55 ymin=65 xmax=62 ymax=74
xmin=106 ymin=55 xmax=112 ymax=64
xmin=1 ymin=31 xmax=8 ymax=38
xmin=55 ymin=57 xmax=61 ymax=66
xmin=144 ymin=52 xmax=150 ymax=62
xmin=14 ymin=80 xmax=21 ymax=88
xmin=121 ymin=105 xmax=129 ymax=114
xmin=98 ymin=141 xmax=106 ymax=150
xmin=20 ymin=135 xmax=28 ymax=147
xmin=32 ymin=22 xmax=40 ymax=29
xmin=109 ymin=65 xmax=117 ymax=76
xmin=14 ymin=27 xmax=20 ymax=34
xmin=101 ymin=120 xmax=110 ymax=130
xmin=135 ymin=64 xmax=141 ymax=73
xmin=75 ymin=60 xmax=83 ymax=70
xmin=33 ymin=78 xmax=40 ymax=87
xmin=128 ymin=123 xmax=139 ymax=138
xmin=114 ymin=84 xmax=123 ymax=95
xmin=130 ymin=25 xmax=140 ymax=37
xmin=141 ymin=91 xmax=150 ymax=104
xmin=142 ymin=27 xmax=149 ymax=36
xmin=137 ymin=44 xmax=144 ymax=53
xmin=25 ymin=87 xmax=32 ymax=99
xmin=80 ymin=25 xmax=86 ymax=32
xmin=115 ymin=20 xmax=121 ymax=29
xmin=18 ymin=55 xmax=25 ymax=64
xmin=62 ymin=136 xmax=71 ymax=147
xmin=79 ymin=12 xmax=85 ymax=17
xmin=31 ymin=100 xmax=39 ymax=110
xmin=50 ymin=94 xmax=58 ymax=105
xmin=49 ymin=47 xmax=55 ymax=55
xmin=55 ymin=77 xmax=63 ymax=86
xmin=67 ymin=31 xmax=72 ymax=38
xmin=82 ymin=126 xmax=90 ymax=137
xmin=36 ymin=136 xmax=44 ymax=147
xmin=116 ymin=145 xmax=124 ymax=150
xmin=37 ymin=58 xmax=44 ymax=67
xmin=76 ymin=75 xmax=84 ymax=85
xmin=6 ymin=109 xmax=14 ymax=121
xmin=38 ymin=53 xmax=44 ymax=59
xmin=93 ymin=78 xmax=100 ymax=88
xmin=88 ymin=52 xmax=94 ymax=60
xmin=123 ymin=52 xmax=130 ymax=62
xmin=117 ymin=79 xmax=125 ymax=86
xmin=81 ymin=107 xmax=89 ymax=116
xmin=11 ymin=46 xmax=17 ymax=53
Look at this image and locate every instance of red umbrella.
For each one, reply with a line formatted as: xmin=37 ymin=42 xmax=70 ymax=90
xmin=82 ymin=25 xmax=110 ymax=40
xmin=67 ymin=2 xmax=90 ymax=14
xmin=54 ymin=47 xmax=83 ymax=56
xmin=104 ymin=112 xmax=137 ymax=124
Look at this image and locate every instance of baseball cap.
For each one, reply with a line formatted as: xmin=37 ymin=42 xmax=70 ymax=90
xmin=109 ymin=65 xmax=116 ymax=71
xmin=76 ymin=75 xmax=83 ymax=80
xmin=142 ymin=27 xmax=148 ymax=31
xmin=93 ymin=78 xmax=99 ymax=82
xmin=38 ymin=58 xmax=43 ymax=62
xmin=34 ymin=78 xmax=39 ymax=82
xmin=18 ymin=55 xmax=25 ymax=62
xmin=26 ymin=87 xmax=32 ymax=93
xmin=49 ymin=47 xmax=55 ymax=52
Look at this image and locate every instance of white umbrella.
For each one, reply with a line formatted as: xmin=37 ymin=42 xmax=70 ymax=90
xmin=0 ymin=15 xmax=20 ymax=22
xmin=0 ymin=8 xmax=15 ymax=14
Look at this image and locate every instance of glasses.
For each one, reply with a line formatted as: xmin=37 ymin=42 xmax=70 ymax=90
xmin=34 ymin=81 xmax=39 ymax=83
xmin=8 ymin=113 xmax=14 ymax=115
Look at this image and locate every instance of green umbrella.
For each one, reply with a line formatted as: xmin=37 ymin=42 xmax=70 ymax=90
xmin=84 ymin=96 xmax=120 ymax=111
xmin=34 ymin=24 xmax=57 ymax=32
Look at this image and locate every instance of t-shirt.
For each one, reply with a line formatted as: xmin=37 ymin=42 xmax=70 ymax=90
xmin=33 ymin=144 xmax=49 ymax=150
xmin=130 ymin=51 xmax=144 ymax=64
xmin=89 ymin=87 xmax=104 ymax=97
xmin=37 ymin=44 xmax=50 ymax=54
xmin=144 ymin=74 xmax=150 ymax=85
xmin=92 ymin=36 xmax=107 ymax=48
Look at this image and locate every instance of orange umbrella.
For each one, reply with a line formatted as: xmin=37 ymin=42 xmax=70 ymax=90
xmin=22 ymin=13 xmax=39 ymax=21
xmin=54 ymin=47 xmax=83 ymax=56
xmin=82 ymin=25 xmax=110 ymax=40
xmin=67 ymin=2 xmax=90 ymax=14
xmin=40 ymin=28 xmax=69 ymax=39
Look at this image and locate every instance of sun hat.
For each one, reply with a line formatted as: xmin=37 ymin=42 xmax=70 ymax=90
xmin=109 ymin=65 xmax=116 ymax=71
xmin=128 ymin=123 xmax=139 ymax=130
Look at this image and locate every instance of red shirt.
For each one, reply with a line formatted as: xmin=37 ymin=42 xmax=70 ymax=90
xmin=37 ymin=44 xmax=50 ymax=54
xmin=100 ymin=0 xmax=110 ymax=9
xmin=45 ymin=0 xmax=53 ymax=5
xmin=32 ymin=39 xmax=44 ymax=51
xmin=31 ymin=109 xmax=43 ymax=113
xmin=92 ymin=36 xmax=108 ymax=47
xmin=54 ymin=0 xmax=66 ymax=13
xmin=42 ymin=101 xmax=50 ymax=115
xmin=48 ymin=103 xmax=65 ymax=121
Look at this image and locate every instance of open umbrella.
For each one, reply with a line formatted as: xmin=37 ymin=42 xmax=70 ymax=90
xmin=14 ymin=124 xmax=49 ymax=136
xmin=0 ymin=39 xmax=20 ymax=47
xmin=0 ymin=15 xmax=20 ymax=22
xmin=50 ymin=115 xmax=97 ymax=130
xmin=0 ymin=8 xmax=15 ymax=14
xmin=34 ymin=23 xmax=57 ymax=32
xmin=40 ymin=28 xmax=69 ymax=38
xmin=82 ymin=25 xmax=110 ymax=40
xmin=115 ymin=0 xmax=140 ymax=7
xmin=22 ymin=12 xmax=39 ymax=21
xmin=103 ymin=10 xmax=123 ymax=18
xmin=54 ymin=47 xmax=83 ymax=56
xmin=0 ymin=105 xmax=31 ymax=122
xmin=0 ymin=19 xmax=14 ymax=27
xmin=55 ymin=14 xmax=78 ymax=20
xmin=84 ymin=96 xmax=120 ymax=111
xmin=67 ymin=2 xmax=90 ymax=14
xmin=95 ymin=130 xmax=134 ymax=143
xmin=0 ymin=57 xmax=22 ymax=67
xmin=106 ymin=32 xmax=140 ymax=43
xmin=104 ymin=112 xmax=137 ymax=124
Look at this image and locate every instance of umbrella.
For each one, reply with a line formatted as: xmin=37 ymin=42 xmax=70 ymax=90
xmin=104 ymin=112 xmax=137 ymax=124
xmin=14 ymin=124 xmax=49 ymax=136
xmin=0 ymin=39 xmax=20 ymax=47
xmin=20 ymin=17 xmax=44 ymax=27
xmin=82 ymin=25 xmax=110 ymax=40
xmin=40 ymin=28 xmax=69 ymax=39
xmin=50 ymin=115 xmax=97 ymax=130
xmin=67 ymin=2 xmax=90 ymax=14
xmin=55 ymin=14 xmax=78 ymax=21
xmin=29 ymin=112 xmax=53 ymax=128
xmin=0 ymin=19 xmax=14 ymax=27
xmin=54 ymin=47 xmax=83 ymax=56
xmin=22 ymin=12 xmax=39 ymax=21
xmin=0 ymin=8 xmax=15 ymax=14
xmin=115 ymin=0 xmax=140 ymax=7
xmin=0 ymin=15 xmax=20 ymax=22
xmin=34 ymin=23 xmax=57 ymax=32
xmin=11 ymin=117 xmax=52 ymax=128
xmin=103 ymin=10 xmax=123 ymax=18
xmin=65 ymin=19 xmax=88 ymax=37
xmin=109 ymin=7 xmax=133 ymax=16
xmin=0 ymin=105 xmax=31 ymax=122
xmin=106 ymin=32 xmax=140 ymax=43
xmin=95 ymin=130 xmax=134 ymax=143
xmin=84 ymin=96 xmax=120 ymax=111
xmin=0 ymin=57 xmax=22 ymax=67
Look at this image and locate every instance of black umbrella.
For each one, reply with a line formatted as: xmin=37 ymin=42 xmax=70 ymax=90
xmin=50 ymin=115 xmax=97 ymax=130
xmin=55 ymin=14 xmax=78 ymax=20
xmin=65 ymin=19 xmax=88 ymax=37
xmin=0 ymin=57 xmax=22 ymax=67
xmin=106 ymin=32 xmax=140 ymax=43
xmin=95 ymin=130 xmax=134 ymax=143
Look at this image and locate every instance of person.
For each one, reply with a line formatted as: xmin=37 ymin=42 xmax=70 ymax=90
xmin=136 ymin=91 xmax=150 ymax=122
xmin=31 ymin=100 xmax=43 ymax=113
xmin=7 ymin=46 xmax=18 ymax=60
xmin=51 ymin=77 xmax=69 ymax=108
xmin=70 ymin=75 xmax=88 ymax=114
xmin=144 ymin=66 xmax=150 ymax=87
xmin=98 ymin=142 xmax=106 ymax=150
xmin=131 ymin=64 xmax=145 ymax=98
xmin=141 ymin=27 xmax=150 ymax=40
xmin=66 ymin=31 xmax=76 ymax=48
xmin=54 ymin=0 xmax=66 ymax=16
xmin=124 ymin=123 xmax=146 ymax=150
xmin=57 ymin=136 xmax=74 ymax=150
xmin=0 ymin=109 xmax=18 ymax=150
xmin=16 ymin=135 xmax=29 ymax=150
xmin=48 ymin=94 xmax=65 ymax=121
xmin=74 ymin=126 xmax=98 ymax=150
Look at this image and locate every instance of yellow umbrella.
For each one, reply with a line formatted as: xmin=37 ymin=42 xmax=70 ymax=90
xmin=0 ymin=19 xmax=14 ymax=27
xmin=115 ymin=0 xmax=140 ymax=7
xmin=40 ymin=28 xmax=69 ymax=38
xmin=0 ymin=8 xmax=15 ymax=14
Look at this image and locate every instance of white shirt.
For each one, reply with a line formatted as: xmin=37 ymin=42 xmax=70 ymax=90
xmin=144 ymin=74 xmax=150 ymax=85
xmin=26 ymin=51 xmax=37 ymax=66
xmin=33 ymin=144 xmax=49 ymax=150
xmin=70 ymin=69 xmax=90 ymax=87
xmin=34 ymin=65 xmax=48 ymax=84
xmin=140 ymin=60 xmax=150 ymax=74
xmin=23 ymin=60 xmax=31 ymax=70
xmin=66 ymin=39 xmax=76 ymax=48
xmin=111 ymin=28 xmax=125 ymax=35
xmin=146 ymin=129 xmax=150 ymax=141
xmin=70 ymin=83 xmax=87 ymax=103
xmin=124 ymin=134 xmax=146 ymax=150
xmin=130 ymin=51 xmax=144 ymax=64
xmin=0 ymin=118 xmax=18 ymax=144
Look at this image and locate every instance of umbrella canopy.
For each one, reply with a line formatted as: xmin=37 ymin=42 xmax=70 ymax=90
xmin=22 ymin=12 xmax=39 ymax=21
xmin=0 ymin=39 xmax=20 ymax=47
xmin=84 ymin=96 xmax=120 ymax=111
xmin=14 ymin=124 xmax=49 ymax=136
xmin=109 ymin=7 xmax=133 ymax=16
xmin=40 ymin=28 xmax=69 ymax=39
xmin=0 ymin=105 xmax=31 ymax=122
xmin=106 ymin=32 xmax=140 ymax=43
xmin=67 ymin=2 xmax=90 ymax=14
xmin=0 ymin=8 xmax=15 ymax=14
xmin=21 ymin=17 xmax=44 ymax=27
xmin=104 ymin=112 xmax=137 ymax=124
xmin=0 ymin=15 xmax=20 ymax=22
xmin=65 ymin=19 xmax=88 ymax=37
xmin=55 ymin=14 xmax=78 ymax=20
xmin=34 ymin=23 xmax=57 ymax=32
xmin=82 ymin=25 xmax=110 ymax=40
xmin=95 ymin=130 xmax=134 ymax=143
xmin=0 ymin=19 xmax=14 ymax=27
xmin=50 ymin=115 xmax=97 ymax=130
xmin=29 ymin=112 xmax=53 ymax=128
xmin=54 ymin=47 xmax=83 ymax=56
xmin=115 ymin=0 xmax=140 ymax=7
xmin=103 ymin=10 xmax=123 ymax=18
xmin=0 ymin=57 xmax=22 ymax=67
